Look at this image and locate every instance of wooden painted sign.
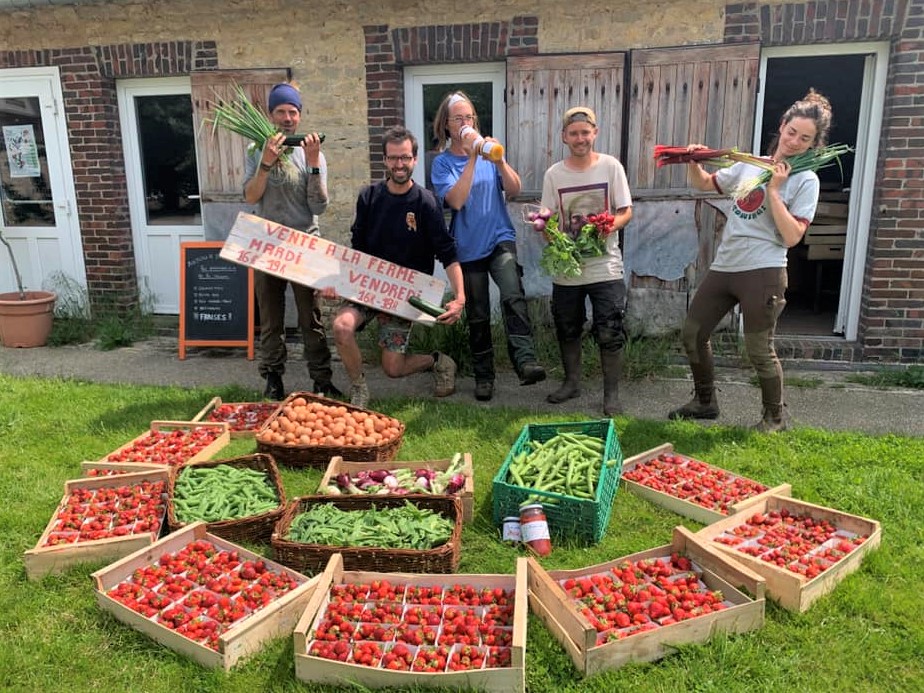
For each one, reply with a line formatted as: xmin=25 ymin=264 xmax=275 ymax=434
xmin=221 ymin=212 xmax=445 ymax=323
xmin=179 ymin=241 xmax=255 ymax=360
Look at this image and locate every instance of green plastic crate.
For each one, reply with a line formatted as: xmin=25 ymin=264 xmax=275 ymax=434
xmin=491 ymin=419 xmax=623 ymax=544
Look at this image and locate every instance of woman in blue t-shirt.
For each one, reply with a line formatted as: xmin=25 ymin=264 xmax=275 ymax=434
xmin=430 ymin=91 xmax=546 ymax=401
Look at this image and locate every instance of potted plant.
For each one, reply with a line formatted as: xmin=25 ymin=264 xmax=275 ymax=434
xmin=0 ymin=224 xmax=56 ymax=347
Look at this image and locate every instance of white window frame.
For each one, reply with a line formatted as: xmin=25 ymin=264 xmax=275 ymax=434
xmin=756 ymin=42 xmax=889 ymax=341
xmin=404 ymin=62 xmax=507 ymax=189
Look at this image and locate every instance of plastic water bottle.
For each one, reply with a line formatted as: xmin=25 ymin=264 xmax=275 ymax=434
xmin=460 ymin=126 xmax=504 ymax=162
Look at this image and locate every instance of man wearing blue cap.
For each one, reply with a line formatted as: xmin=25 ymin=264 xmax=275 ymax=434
xmin=243 ymin=82 xmax=341 ymax=400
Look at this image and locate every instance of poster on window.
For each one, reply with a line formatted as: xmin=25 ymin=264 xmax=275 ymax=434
xmin=3 ymin=125 xmax=41 ymax=178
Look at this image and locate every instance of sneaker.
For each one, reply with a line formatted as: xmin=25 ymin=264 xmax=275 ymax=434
xmin=264 ymin=372 xmax=285 ymax=401
xmin=314 ymin=381 xmax=343 ymax=399
xmin=350 ymin=377 xmax=370 ymax=409
xmin=432 ymin=352 xmax=457 ymax=398
xmin=519 ymin=362 xmax=547 ymax=386
xmin=474 ymin=381 xmax=494 ymax=401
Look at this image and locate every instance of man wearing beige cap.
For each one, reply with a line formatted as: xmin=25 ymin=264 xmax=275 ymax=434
xmin=539 ymin=106 xmax=633 ymax=416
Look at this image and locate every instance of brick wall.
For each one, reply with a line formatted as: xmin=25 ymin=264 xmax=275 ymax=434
xmin=726 ymin=0 xmax=924 ymax=363
xmin=0 ymin=41 xmax=217 ymax=309
xmin=363 ymin=16 xmax=538 ymax=182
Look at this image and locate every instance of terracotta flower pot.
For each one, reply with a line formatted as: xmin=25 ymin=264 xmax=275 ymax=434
xmin=0 ymin=290 xmax=56 ymax=348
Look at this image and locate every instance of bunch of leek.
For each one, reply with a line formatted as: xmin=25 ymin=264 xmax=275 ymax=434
xmin=206 ymin=85 xmax=297 ymax=178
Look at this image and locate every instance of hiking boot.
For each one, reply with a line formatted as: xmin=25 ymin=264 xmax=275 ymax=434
xmin=314 ymin=380 xmax=343 ymax=399
xmin=519 ymin=362 xmax=547 ymax=386
xmin=349 ymin=377 xmax=370 ymax=409
xmin=668 ymin=389 xmax=719 ymax=420
xmin=432 ymin=352 xmax=457 ymax=398
xmin=474 ymin=381 xmax=494 ymax=401
xmin=264 ymin=372 xmax=285 ymax=401
xmin=753 ymin=405 xmax=788 ymax=433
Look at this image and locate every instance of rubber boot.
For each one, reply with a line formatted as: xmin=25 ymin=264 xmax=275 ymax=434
xmin=546 ymin=340 xmax=583 ymax=404
xmin=754 ymin=376 xmax=788 ymax=433
xmin=668 ymin=362 xmax=719 ymax=420
xmin=601 ymin=348 xmax=624 ymax=417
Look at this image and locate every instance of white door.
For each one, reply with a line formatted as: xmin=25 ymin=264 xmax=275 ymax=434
xmin=756 ymin=43 xmax=889 ymax=341
xmin=118 ymin=77 xmax=204 ymax=314
xmin=0 ymin=67 xmax=85 ymax=296
xmin=404 ymin=63 xmax=507 ymax=190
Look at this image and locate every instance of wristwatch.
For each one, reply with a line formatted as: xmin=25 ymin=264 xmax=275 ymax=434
xmin=307 ymin=166 xmax=321 ymax=175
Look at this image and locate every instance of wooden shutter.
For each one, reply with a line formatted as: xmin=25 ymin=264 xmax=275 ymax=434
xmin=191 ymin=68 xmax=290 ymax=201
xmin=626 ymin=43 xmax=760 ymax=193
xmin=506 ymin=54 xmax=626 ymax=196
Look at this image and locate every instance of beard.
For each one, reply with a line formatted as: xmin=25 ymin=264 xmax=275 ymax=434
xmin=387 ymin=167 xmax=412 ymax=184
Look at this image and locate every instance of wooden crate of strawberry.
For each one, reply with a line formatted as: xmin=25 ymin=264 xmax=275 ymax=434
xmin=317 ymin=453 xmax=475 ymax=523
xmin=694 ymin=494 xmax=881 ymax=612
xmin=24 ymin=469 xmax=170 ymax=580
xmin=621 ymin=443 xmax=791 ymax=525
xmin=192 ymin=397 xmax=280 ymax=439
xmin=293 ymin=553 xmax=527 ymax=691
xmin=80 ymin=461 xmax=166 ymax=477
xmin=101 ymin=420 xmax=230 ymax=468
xmin=91 ymin=521 xmax=319 ymax=670
xmin=527 ymin=526 xmax=766 ymax=676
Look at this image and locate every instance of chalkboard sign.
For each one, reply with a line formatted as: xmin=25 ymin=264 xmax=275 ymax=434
xmin=179 ymin=241 xmax=255 ymax=360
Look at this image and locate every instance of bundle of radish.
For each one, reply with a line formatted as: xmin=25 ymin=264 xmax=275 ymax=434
xmin=322 ymin=453 xmax=467 ymax=496
xmin=523 ymin=206 xmax=617 ymax=278
xmin=652 ymin=143 xmax=853 ymax=199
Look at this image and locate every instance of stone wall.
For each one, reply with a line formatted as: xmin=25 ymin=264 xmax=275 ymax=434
xmin=1 ymin=0 xmax=921 ymax=361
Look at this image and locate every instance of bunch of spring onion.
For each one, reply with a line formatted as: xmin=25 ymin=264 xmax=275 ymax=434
xmin=206 ymin=85 xmax=298 ymax=179
xmin=729 ymin=143 xmax=853 ymax=200
xmin=653 ymin=143 xmax=853 ymax=199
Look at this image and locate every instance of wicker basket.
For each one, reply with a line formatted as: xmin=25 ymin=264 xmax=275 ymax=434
xmin=255 ymin=392 xmax=405 ymax=468
xmin=166 ymin=453 xmax=286 ymax=544
xmin=270 ymin=495 xmax=462 ymax=575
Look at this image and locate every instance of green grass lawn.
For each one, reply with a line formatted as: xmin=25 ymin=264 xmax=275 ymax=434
xmin=0 ymin=374 xmax=921 ymax=692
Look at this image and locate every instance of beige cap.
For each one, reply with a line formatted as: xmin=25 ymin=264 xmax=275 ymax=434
xmin=563 ymin=106 xmax=597 ymax=127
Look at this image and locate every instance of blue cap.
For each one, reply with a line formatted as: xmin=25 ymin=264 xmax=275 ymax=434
xmin=268 ymin=83 xmax=302 ymax=112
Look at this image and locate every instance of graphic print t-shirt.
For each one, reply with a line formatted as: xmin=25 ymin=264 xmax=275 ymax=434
xmin=710 ymin=162 xmax=819 ymax=271
xmin=540 ymin=154 xmax=632 ymax=286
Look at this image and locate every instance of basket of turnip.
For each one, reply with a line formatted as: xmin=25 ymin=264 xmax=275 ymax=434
xmin=316 ymin=452 xmax=474 ymax=523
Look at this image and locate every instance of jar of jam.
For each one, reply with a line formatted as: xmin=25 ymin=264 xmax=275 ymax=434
xmin=519 ymin=503 xmax=552 ymax=556
xmin=501 ymin=516 xmax=521 ymax=544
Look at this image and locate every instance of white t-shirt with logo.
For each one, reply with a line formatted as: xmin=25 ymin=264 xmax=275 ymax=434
xmin=540 ymin=154 xmax=633 ymax=286
xmin=710 ymin=162 xmax=819 ymax=272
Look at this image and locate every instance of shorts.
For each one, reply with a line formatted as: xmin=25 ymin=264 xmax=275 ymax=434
xmin=348 ymin=302 xmax=414 ymax=354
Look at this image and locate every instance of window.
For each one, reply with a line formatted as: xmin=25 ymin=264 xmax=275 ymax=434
xmin=404 ymin=63 xmax=506 ymax=190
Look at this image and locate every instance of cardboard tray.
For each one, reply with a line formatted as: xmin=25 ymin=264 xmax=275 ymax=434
xmin=527 ymin=526 xmax=766 ymax=677
xmin=91 ymin=522 xmax=319 ymax=670
xmin=99 ymin=420 xmax=230 ymax=467
xmin=293 ymin=553 xmax=527 ymax=691
xmin=191 ymin=397 xmax=280 ymax=439
xmin=694 ymin=494 xmax=882 ymax=612
xmin=317 ymin=453 xmax=476 ymax=523
xmin=620 ymin=443 xmax=792 ymax=525
xmin=24 ymin=468 xmax=170 ymax=580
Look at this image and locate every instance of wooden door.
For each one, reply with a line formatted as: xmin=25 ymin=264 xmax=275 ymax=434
xmin=626 ymin=43 xmax=760 ymax=193
xmin=506 ymin=54 xmax=626 ymax=196
xmin=190 ymin=68 xmax=290 ymax=240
